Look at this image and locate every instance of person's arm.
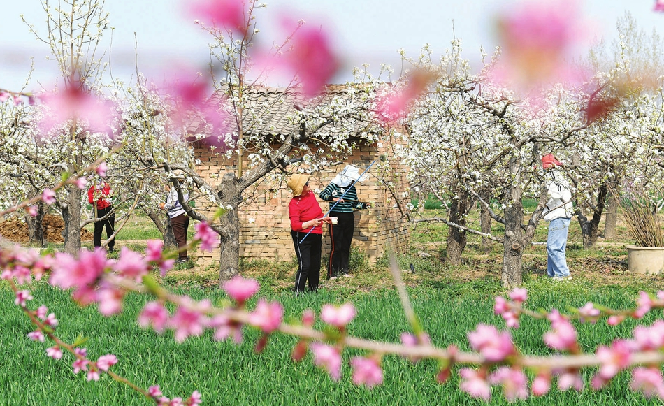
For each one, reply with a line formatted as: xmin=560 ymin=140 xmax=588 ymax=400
xmin=164 ymin=188 xmax=176 ymax=210
xmin=319 ymin=183 xmax=336 ymax=202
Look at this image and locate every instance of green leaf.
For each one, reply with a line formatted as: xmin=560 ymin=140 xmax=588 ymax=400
xmin=213 ymin=207 xmax=228 ymax=221
xmin=142 ymin=275 xmax=162 ymax=296
xmin=72 ymin=335 xmax=89 ymax=347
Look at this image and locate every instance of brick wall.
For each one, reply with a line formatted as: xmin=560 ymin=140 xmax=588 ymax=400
xmin=192 ymin=140 xmax=410 ymax=266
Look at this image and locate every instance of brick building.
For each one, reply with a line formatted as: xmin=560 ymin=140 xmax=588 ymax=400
xmin=190 ymin=85 xmax=410 ymax=266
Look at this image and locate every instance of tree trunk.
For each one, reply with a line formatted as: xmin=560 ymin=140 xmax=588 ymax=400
xmin=63 ymin=184 xmax=82 ymax=255
xmin=604 ymin=191 xmax=618 ymax=239
xmin=218 ymin=173 xmax=241 ymax=284
xmin=578 ymin=183 xmax=608 ymax=248
xmin=146 ymin=210 xmax=177 ymax=248
xmin=479 ymin=190 xmax=492 ymax=252
xmin=26 ymin=201 xmax=45 ymax=246
xmin=446 ymin=194 xmax=468 ymax=265
xmin=501 ymin=159 xmax=524 ymax=288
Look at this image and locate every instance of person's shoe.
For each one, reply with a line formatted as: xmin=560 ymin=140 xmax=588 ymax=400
xmin=552 ymin=276 xmax=572 ymax=281
xmin=343 ymin=273 xmax=352 ymax=277
xmin=177 ymin=257 xmax=189 ymax=263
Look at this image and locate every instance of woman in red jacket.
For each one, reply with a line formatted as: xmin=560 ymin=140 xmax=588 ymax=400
xmin=287 ymin=174 xmax=329 ymax=293
xmin=87 ymin=181 xmax=115 ymax=252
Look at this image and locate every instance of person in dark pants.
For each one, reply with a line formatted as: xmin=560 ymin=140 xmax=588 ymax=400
xmin=87 ymin=181 xmax=115 ymax=252
xmin=160 ymin=185 xmax=190 ymax=262
xmin=287 ymin=174 xmax=330 ymax=293
xmin=319 ymin=165 xmax=370 ymax=279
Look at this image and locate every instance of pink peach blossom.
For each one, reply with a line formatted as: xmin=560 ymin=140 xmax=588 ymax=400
xmin=14 ymin=290 xmax=33 ymax=306
xmin=400 ymin=332 xmax=431 ymax=363
xmin=145 ymin=240 xmax=165 ymax=262
xmin=96 ymin=354 xmax=118 ymax=371
xmin=38 ymin=84 xmax=116 ymax=136
xmin=249 ymin=299 xmax=283 ymax=333
xmin=557 ymin=370 xmax=584 ymax=391
xmin=73 ymin=348 xmax=88 ymax=374
xmin=168 ymin=299 xmax=209 ymax=342
xmin=635 ymin=291 xmax=653 ymax=318
xmin=27 ymin=205 xmax=38 ymax=217
xmin=36 ymin=305 xmax=48 ymax=319
xmin=194 ymin=221 xmax=220 ymax=251
xmin=373 ymin=69 xmax=437 ymax=125
xmin=210 ymin=313 xmax=244 ymax=344
xmin=655 ymin=0 xmax=664 ymax=12
xmin=43 ymin=312 xmax=58 ymax=327
xmin=86 ymin=367 xmax=100 ymax=381
xmin=596 ymin=340 xmax=631 ymax=382
xmin=459 ymin=368 xmax=491 ymax=401
xmin=509 ymin=288 xmax=527 ymax=303
xmin=28 ymin=330 xmax=45 ymax=342
xmin=46 ymin=346 xmax=63 ymax=359
xmin=159 ymin=68 xmax=231 ymax=140
xmin=302 ymin=309 xmax=315 ymax=326
xmin=467 ymin=324 xmax=515 ymax=362
xmin=266 ymin=17 xmax=339 ymax=99
xmin=50 ymin=249 xmax=107 ymax=291
xmin=350 ymin=356 xmax=383 ymax=388
xmin=310 ymin=343 xmax=342 ymax=381
xmin=12 ymin=265 xmax=32 ymax=285
xmin=114 ymin=247 xmax=148 ymax=279
xmin=138 ymin=301 xmax=170 ymax=333
xmin=633 ymin=320 xmax=664 ymax=350
xmin=187 ymin=0 xmax=247 ymax=34
xmin=607 ymin=315 xmax=624 ymax=326
xmin=631 ymin=367 xmax=664 ymax=398
xmin=75 ymin=176 xmax=88 ymax=189
xmin=42 ymin=189 xmax=56 ymax=205
xmin=188 ymin=391 xmax=202 ymax=405
xmin=320 ymin=303 xmax=356 ymax=328
xmin=531 ymin=375 xmax=551 ymax=396
xmin=494 ymin=296 xmax=508 ymax=314
xmin=578 ymin=302 xmax=600 ymax=323
xmin=145 ymin=240 xmax=175 ymax=276
xmin=97 ymin=287 xmax=125 ymax=316
xmin=489 ymin=367 xmax=528 ymax=401
xmin=223 ymin=275 xmax=259 ymax=304
xmin=544 ymin=318 xmax=577 ymax=351
xmin=96 ymin=162 xmax=108 ymax=177
xmin=149 ymin=385 xmax=163 ymax=397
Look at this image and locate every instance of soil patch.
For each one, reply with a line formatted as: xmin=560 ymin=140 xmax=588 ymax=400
xmin=0 ymin=215 xmax=93 ymax=243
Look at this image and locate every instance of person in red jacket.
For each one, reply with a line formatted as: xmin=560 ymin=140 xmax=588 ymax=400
xmin=88 ymin=181 xmax=115 ymax=252
xmin=287 ymin=174 xmax=330 ymax=293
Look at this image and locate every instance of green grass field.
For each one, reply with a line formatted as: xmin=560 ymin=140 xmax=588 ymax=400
xmin=2 ymin=205 xmax=663 ymax=405
xmin=2 ymin=274 xmax=664 ymax=405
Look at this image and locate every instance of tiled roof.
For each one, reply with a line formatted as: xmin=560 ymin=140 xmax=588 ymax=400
xmin=188 ymin=84 xmax=378 ymax=137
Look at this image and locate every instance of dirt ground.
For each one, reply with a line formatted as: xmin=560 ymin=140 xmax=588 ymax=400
xmin=0 ymin=215 xmax=93 ymax=243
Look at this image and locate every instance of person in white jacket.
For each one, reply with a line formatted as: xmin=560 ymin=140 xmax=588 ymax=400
xmin=160 ymin=185 xmax=190 ymax=263
xmin=541 ymin=154 xmax=573 ymax=280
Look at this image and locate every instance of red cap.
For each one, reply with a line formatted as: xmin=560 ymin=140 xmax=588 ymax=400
xmin=541 ymin=153 xmax=562 ymax=169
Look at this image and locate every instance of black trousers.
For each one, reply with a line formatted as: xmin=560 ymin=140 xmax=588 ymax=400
xmin=327 ymin=211 xmax=354 ymax=278
xmin=291 ymin=231 xmax=322 ymax=292
xmin=94 ymin=206 xmax=115 ymax=251
xmin=170 ymin=214 xmax=190 ymax=259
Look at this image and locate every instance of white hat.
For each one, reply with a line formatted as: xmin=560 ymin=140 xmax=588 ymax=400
xmin=331 ymin=165 xmax=365 ymax=187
